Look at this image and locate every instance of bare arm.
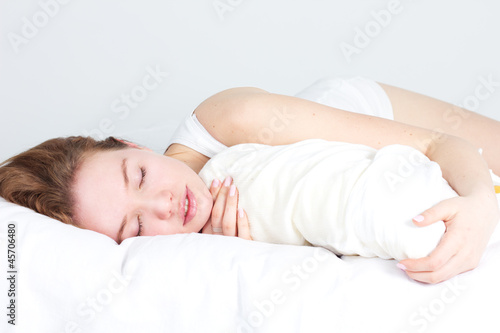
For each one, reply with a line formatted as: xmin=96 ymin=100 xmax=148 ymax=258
xmin=196 ymin=88 xmax=494 ymax=195
xmin=195 ymin=88 xmax=500 ymax=283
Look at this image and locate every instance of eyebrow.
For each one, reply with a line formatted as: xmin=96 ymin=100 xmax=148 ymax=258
xmin=117 ymin=158 xmax=129 ymax=243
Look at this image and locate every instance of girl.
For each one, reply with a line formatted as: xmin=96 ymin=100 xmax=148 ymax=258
xmin=1 ymin=77 xmax=499 ymax=284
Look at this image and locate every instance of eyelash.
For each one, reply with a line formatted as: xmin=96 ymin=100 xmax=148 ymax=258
xmin=139 ymin=167 xmax=147 ymax=188
xmin=137 ymin=166 xmax=146 ymax=236
xmin=137 ymin=216 xmax=143 ymax=236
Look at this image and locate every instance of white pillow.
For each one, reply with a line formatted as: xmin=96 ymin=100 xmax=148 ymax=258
xmin=0 ymin=198 xmax=345 ymax=332
xmin=2 ymin=193 xmax=500 ymax=332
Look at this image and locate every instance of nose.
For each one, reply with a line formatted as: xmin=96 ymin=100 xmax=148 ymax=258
xmin=143 ymin=189 xmax=174 ymax=220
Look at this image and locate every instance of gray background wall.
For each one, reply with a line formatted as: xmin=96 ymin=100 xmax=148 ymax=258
xmin=1 ymin=0 xmax=499 ymax=161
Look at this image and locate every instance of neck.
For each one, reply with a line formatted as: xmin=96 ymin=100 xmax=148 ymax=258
xmin=164 ymin=143 xmax=209 ymax=173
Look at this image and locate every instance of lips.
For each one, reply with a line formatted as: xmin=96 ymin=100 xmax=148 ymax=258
xmin=182 ymin=186 xmax=197 ymax=225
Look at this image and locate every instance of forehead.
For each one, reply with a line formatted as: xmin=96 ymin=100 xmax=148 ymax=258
xmin=80 ymin=149 xmax=124 ymax=172
xmin=76 ymin=149 xmax=128 ymax=188
xmin=72 ymin=149 xmax=129 ymax=240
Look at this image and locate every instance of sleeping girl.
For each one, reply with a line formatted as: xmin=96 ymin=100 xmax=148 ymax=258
xmin=1 ymin=77 xmax=499 ymax=284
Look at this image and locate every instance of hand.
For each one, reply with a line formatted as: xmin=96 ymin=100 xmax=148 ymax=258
xmin=398 ymin=192 xmax=499 ymax=284
xmin=201 ymin=176 xmax=252 ymax=240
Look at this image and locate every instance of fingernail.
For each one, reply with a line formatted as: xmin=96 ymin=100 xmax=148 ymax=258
xmin=238 ymin=207 xmax=244 ymax=218
xmin=396 ymin=263 xmax=407 ymax=271
xmin=413 ymin=215 xmax=424 ymax=223
xmin=229 ymin=184 xmax=236 ymax=197
xmin=212 ymin=179 xmax=220 ymax=188
xmin=224 ymin=176 xmax=232 ymax=187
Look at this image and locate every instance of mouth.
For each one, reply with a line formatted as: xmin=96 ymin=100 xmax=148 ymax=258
xmin=182 ymin=186 xmax=197 ymax=225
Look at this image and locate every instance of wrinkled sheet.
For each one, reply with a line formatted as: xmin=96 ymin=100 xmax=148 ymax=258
xmin=199 ymin=139 xmax=455 ymax=260
xmin=1 ymin=193 xmax=499 ymax=333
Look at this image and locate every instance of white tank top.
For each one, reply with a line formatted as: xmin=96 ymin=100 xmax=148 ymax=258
xmin=167 ymin=112 xmax=228 ymax=158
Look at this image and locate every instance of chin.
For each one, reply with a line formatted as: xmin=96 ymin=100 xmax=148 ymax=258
xmin=198 ymin=196 xmax=213 ymax=224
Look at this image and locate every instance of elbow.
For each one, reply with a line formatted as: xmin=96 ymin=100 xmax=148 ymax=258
xmin=423 ymin=131 xmax=477 ymax=159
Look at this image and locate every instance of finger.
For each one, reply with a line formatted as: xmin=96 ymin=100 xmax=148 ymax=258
xmin=222 ymin=184 xmax=238 ymax=236
xmin=412 ymin=198 xmax=457 ymax=227
xmin=403 ymin=244 xmax=477 ymax=284
xmin=209 ymin=178 xmax=222 ymax=201
xmin=201 ymin=222 xmax=213 ymax=234
xmin=398 ymin=228 xmax=459 ymax=273
xmin=210 ymin=176 xmax=232 ymax=233
xmin=237 ymin=208 xmax=252 ymax=240
xmin=403 ymin=253 xmax=463 ymax=284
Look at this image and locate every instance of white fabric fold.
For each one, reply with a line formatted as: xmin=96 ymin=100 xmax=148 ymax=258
xmin=199 ymin=139 xmax=457 ymax=260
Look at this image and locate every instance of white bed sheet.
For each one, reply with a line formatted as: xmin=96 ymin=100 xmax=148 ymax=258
xmin=1 ymin=1 xmax=499 ymax=331
xmin=0 ymin=194 xmax=499 ymax=333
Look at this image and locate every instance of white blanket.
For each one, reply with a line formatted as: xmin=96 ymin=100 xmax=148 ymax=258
xmin=2 ymin=193 xmax=500 ymax=332
xmin=199 ymin=139 xmax=457 ymax=260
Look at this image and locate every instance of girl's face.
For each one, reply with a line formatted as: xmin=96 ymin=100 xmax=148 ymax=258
xmin=72 ymin=148 xmax=213 ymax=243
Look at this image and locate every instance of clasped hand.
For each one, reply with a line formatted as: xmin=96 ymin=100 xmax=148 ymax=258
xmin=399 ymin=191 xmax=499 ymax=284
xmin=201 ymin=176 xmax=252 ymax=240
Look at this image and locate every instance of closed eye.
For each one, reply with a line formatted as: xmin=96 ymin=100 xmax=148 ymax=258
xmin=139 ymin=167 xmax=146 ymax=188
xmin=137 ymin=216 xmax=143 ymax=236
xmin=137 ymin=167 xmax=146 ymax=236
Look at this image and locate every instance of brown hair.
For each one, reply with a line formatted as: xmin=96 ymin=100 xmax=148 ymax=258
xmin=0 ymin=136 xmax=128 ymax=225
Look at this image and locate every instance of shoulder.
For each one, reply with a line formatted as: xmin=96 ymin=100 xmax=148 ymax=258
xmin=194 ymin=87 xmax=271 ymax=146
xmin=165 ymin=87 xmax=270 ymax=171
